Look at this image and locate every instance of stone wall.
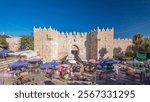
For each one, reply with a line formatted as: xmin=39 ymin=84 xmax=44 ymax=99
xmin=6 ymin=37 xmax=21 ymax=51
xmin=57 ymin=32 xmax=88 ymax=60
xmin=34 ymin=27 xmax=89 ymax=61
xmin=113 ymin=38 xmax=132 ymax=57
xmin=34 ymin=26 xmax=133 ymax=61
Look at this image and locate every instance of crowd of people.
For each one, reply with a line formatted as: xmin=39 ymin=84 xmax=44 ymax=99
xmin=45 ymin=62 xmax=93 ymax=83
xmin=2 ymin=56 xmax=150 ymax=85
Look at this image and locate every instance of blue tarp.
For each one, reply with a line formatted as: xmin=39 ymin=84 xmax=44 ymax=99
xmin=105 ymin=60 xmax=120 ymax=64
xmin=40 ymin=63 xmax=52 ymax=69
xmin=50 ymin=61 xmax=60 ymax=68
xmin=98 ymin=60 xmax=120 ymax=66
xmin=40 ymin=61 xmax=60 ymax=69
xmin=9 ymin=60 xmax=30 ymax=70
xmin=28 ymin=58 xmax=42 ymax=63
xmin=0 ymin=49 xmax=11 ymax=55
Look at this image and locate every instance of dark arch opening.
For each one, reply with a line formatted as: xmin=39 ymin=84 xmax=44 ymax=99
xmin=71 ymin=45 xmax=79 ymax=56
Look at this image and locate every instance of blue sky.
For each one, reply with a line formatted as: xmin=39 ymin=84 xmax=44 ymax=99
xmin=0 ymin=0 xmax=150 ymax=38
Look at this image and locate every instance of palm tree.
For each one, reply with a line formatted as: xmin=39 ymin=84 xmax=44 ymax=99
xmin=140 ymin=38 xmax=150 ymax=52
xmin=133 ymin=34 xmax=144 ymax=45
xmin=132 ymin=34 xmax=144 ymax=51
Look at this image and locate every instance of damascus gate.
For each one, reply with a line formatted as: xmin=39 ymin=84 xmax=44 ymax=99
xmin=34 ymin=26 xmax=132 ymax=61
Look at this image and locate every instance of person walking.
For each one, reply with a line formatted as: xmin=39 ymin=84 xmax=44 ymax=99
xmin=80 ymin=63 xmax=84 ymax=75
xmin=111 ymin=65 xmax=119 ymax=81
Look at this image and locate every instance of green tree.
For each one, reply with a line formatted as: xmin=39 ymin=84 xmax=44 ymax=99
xmin=125 ymin=34 xmax=150 ymax=58
xmin=20 ymin=35 xmax=34 ymax=50
xmin=132 ymin=34 xmax=144 ymax=45
xmin=132 ymin=34 xmax=144 ymax=51
xmin=139 ymin=38 xmax=150 ymax=52
xmin=0 ymin=35 xmax=9 ymax=49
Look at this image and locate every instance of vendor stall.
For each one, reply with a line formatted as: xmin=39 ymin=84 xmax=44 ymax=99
xmin=9 ymin=60 xmax=30 ymax=70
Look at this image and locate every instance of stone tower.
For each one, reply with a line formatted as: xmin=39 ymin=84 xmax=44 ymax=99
xmin=88 ymin=27 xmax=114 ymax=59
xmin=97 ymin=27 xmax=114 ymax=59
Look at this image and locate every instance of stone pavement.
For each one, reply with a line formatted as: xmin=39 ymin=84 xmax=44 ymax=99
xmin=96 ymin=70 xmax=142 ymax=85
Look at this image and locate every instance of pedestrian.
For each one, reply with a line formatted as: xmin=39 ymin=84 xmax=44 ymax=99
xmin=114 ymin=66 xmax=119 ymax=80
xmin=99 ymin=71 xmax=103 ymax=80
xmin=146 ymin=73 xmax=150 ymax=85
xmin=111 ymin=65 xmax=119 ymax=80
xmin=140 ymin=71 xmax=143 ymax=83
xmin=80 ymin=63 xmax=84 ymax=74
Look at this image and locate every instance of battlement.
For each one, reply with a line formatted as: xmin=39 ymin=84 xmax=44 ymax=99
xmin=34 ymin=26 xmax=114 ymax=35
xmin=89 ymin=27 xmax=114 ymax=33
xmin=34 ymin=26 xmax=89 ymax=37
xmin=34 ymin=26 xmax=115 ymax=40
xmin=114 ymin=38 xmax=132 ymax=41
xmin=34 ymin=26 xmax=59 ymax=32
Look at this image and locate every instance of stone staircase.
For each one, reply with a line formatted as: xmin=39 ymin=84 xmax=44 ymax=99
xmin=0 ymin=59 xmax=17 ymax=72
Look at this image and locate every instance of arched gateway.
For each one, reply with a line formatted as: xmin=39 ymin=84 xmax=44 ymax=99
xmin=71 ymin=45 xmax=79 ymax=56
xmin=34 ymin=26 xmax=133 ymax=61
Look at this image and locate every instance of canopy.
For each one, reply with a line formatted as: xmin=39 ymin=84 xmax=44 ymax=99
xmin=68 ymin=59 xmax=76 ymax=64
xmin=0 ymin=49 xmax=11 ymax=55
xmin=126 ymin=59 xmax=144 ymax=65
xmin=50 ymin=60 xmax=60 ymax=68
xmin=9 ymin=60 xmax=30 ymax=70
xmin=98 ymin=60 xmax=120 ymax=66
xmin=28 ymin=58 xmax=42 ymax=63
xmin=40 ymin=62 xmax=57 ymax=69
xmin=136 ymin=52 xmax=147 ymax=60
xmin=40 ymin=63 xmax=50 ymax=69
xmin=8 ymin=50 xmax=37 ymax=58
xmin=105 ymin=60 xmax=120 ymax=64
xmin=66 ymin=54 xmax=75 ymax=60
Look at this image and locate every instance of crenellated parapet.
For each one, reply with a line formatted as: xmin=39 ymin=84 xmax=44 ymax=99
xmin=34 ymin=26 xmax=115 ymax=37
xmin=114 ymin=38 xmax=132 ymax=41
xmin=60 ymin=31 xmax=88 ymax=38
xmin=89 ymin=27 xmax=114 ymax=34
xmin=34 ymin=26 xmax=90 ymax=38
xmin=99 ymin=27 xmax=114 ymax=32
xmin=113 ymin=38 xmax=133 ymax=50
xmin=34 ymin=26 xmax=59 ymax=33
